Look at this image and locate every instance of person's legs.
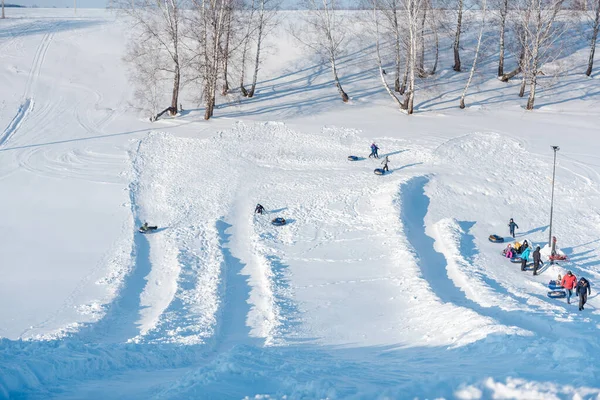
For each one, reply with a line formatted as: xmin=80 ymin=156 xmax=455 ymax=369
xmin=566 ymin=289 xmax=572 ymax=304
xmin=533 ymin=262 xmax=539 ymax=275
xmin=521 ymin=258 xmax=527 ymax=271
xmin=582 ymin=292 xmax=588 ymax=309
xmin=579 ymin=292 xmax=585 ymax=310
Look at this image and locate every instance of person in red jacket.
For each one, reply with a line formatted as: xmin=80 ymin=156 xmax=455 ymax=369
xmin=561 ymin=271 xmax=578 ymax=304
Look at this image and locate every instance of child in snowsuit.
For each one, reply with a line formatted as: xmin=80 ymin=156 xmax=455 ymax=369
xmin=532 ymin=245 xmax=543 ymax=275
xmin=508 ymin=218 xmax=519 ymax=238
xmin=561 ymin=271 xmax=577 ymax=304
xmin=255 ymin=204 xmax=265 ymax=214
xmin=381 ymin=156 xmax=389 ymax=172
xmin=503 ymin=244 xmax=514 ymax=258
xmin=369 ymin=143 xmax=379 ymax=159
xmin=576 ymin=277 xmax=592 ymax=311
xmin=520 ymin=245 xmax=531 ymax=271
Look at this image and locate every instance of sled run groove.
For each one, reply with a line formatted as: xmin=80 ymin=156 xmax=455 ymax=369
xmin=0 ymin=31 xmax=54 ymax=147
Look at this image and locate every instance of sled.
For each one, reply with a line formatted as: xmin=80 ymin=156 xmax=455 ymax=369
xmin=489 ymin=234 xmax=504 ymax=243
xmin=510 ymin=257 xmax=523 ymax=264
xmin=549 ymin=254 xmax=568 ymax=261
xmin=271 ymin=217 xmax=286 ymax=226
xmin=139 ymin=226 xmax=158 ymax=233
xmin=347 ymin=155 xmax=359 ymax=161
xmin=547 ymin=290 xmax=566 ymax=299
xmin=374 ymin=168 xmax=385 ymax=175
xmin=548 ymin=280 xmax=563 ymax=290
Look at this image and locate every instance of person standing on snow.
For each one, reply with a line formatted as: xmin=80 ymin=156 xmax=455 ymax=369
xmin=508 ymin=218 xmax=519 ymax=238
xmin=532 ymin=246 xmax=544 ymax=275
xmin=255 ymin=204 xmax=265 ymax=214
xmin=520 ymin=244 xmax=531 ymax=272
xmin=381 ymin=155 xmax=390 ymax=172
xmin=561 ymin=271 xmax=577 ymax=304
xmin=576 ymin=277 xmax=592 ymax=311
xmin=369 ymin=143 xmax=379 ymax=159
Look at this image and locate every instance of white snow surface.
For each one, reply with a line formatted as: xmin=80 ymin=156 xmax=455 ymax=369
xmin=1 ymin=8 xmax=600 ymax=400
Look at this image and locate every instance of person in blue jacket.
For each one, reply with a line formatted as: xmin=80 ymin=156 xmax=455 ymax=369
xmin=369 ymin=143 xmax=379 ymax=159
xmin=508 ymin=218 xmax=519 ymax=238
xmin=520 ymin=243 xmax=531 ymax=271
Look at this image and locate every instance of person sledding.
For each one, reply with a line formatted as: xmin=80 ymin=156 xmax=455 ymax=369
xmin=502 ymin=244 xmax=514 ymax=258
xmin=508 ymin=218 xmax=519 ymax=239
xmin=532 ymin=245 xmax=544 ymax=275
xmin=255 ymin=203 xmax=265 ymax=214
xmin=381 ymin=155 xmax=389 ymax=172
xmin=576 ymin=277 xmax=592 ymax=311
xmin=561 ymin=271 xmax=577 ymax=304
xmin=139 ymin=221 xmax=157 ymax=233
xmin=520 ymin=243 xmax=531 ymax=271
xmin=369 ymin=143 xmax=379 ymax=159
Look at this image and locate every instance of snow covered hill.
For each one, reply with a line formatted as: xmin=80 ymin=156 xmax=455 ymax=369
xmin=1 ymin=8 xmax=600 ymax=400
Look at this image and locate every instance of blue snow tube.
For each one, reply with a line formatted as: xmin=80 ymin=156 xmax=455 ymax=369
xmin=348 ymin=155 xmax=359 ymax=161
xmin=272 ymin=217 xmax=286 ymax=226
xmin=374 ymin=168 xmax=385 ymax=175
xmin=510 ymin=257 xmax=523 ymax=264
xmin=489 ymin=234 xmax=504 ymax=243
xmin=547 ymin=290 xmax=566 ymax=299
xmin=548 ymin=280 xmax=563 ymax=290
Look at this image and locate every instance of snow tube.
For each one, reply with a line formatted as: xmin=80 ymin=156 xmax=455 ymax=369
xmin=548 ymin=280 xmax=563 ymax=290
xmin=547 ymin=290 xmax=566 ymax=299
xmin=139 ymin=226 xmax=158 ymax=233
xmin=489 ymin=234 xmax=504 ymax=243
xmin=374 ymin=168 xmax=385 ymax=175
xmin=348 ymin=155 xmax=359 ymax=161
xmin=271 ymin=217 xmax=286 ymax=226
xmin=510 ymin=257 xmax=523 ymax=264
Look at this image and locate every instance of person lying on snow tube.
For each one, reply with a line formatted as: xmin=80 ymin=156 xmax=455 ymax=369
xmin=139 ymin=222 xmax=158 ymax=232
xmin=502 ymin=244 xmax=514 ymax=258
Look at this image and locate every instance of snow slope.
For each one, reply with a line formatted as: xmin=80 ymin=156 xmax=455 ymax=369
xmin=1 ymin=8 xmax=600 ymax=400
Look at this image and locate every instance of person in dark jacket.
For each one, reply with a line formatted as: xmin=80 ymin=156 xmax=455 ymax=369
xmin=369 ymin=143 xmax=379 ymax=159
xmin=520 ymin=245 xmax=531 ymax=272
xmin=576 ymin=277 xmax=592 ymax=311
xmin=532 ymin=246 xmax=543 ymax=275
xmin=508 ymin=218 xmax=519 ymax=238
xmin=255 ymin=204 xmax=265 ymax=214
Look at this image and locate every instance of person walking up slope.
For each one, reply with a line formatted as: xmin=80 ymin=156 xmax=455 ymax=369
xmin=532 ymin=246 xmax=544 ymax=275
xmin=369 ymin=143 xmax=379 ymax=159
xmin=576 ymin=277 xmax=592 ymax=311
xmin=561 ymin=271 xmax=577 ymax=304
xmin=508 ymin=218 xmax=519 ymax=238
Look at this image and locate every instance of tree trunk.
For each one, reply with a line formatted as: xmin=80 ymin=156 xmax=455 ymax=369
xmin=393 ymin=2 xmax=402 ymax=91
xmin=248 ymin=0 xmax=266 ymax=98
xmin=526 ymin=73 xmax=537 ymax=109
xmin=331 ymin=56 xmax=349 ymax=102
xmin=418 ymin=5 xmax=427 ymax=76
xmin=500 ymin=47 xmax=524 ymax=81
xmin=453 ymin=0 xmax=463 ymax=72
xmin=2 ymin=0 xmax=5 ymax=19
xmin=586 ymin=0 xmax=600 ymax=76
xmin=460 ymin=0 xmax=486 ymax=109
xmin=221 ymin=9 xmax=232 ymax=96
xmin=498 ymin=0 xmax=508 ymax=76
xmin=431 ymin=10 xmax=439 ymax=74
xmin=519 ymin=73 xmax=526 ymax=97
xmin=239 ymin=0 xmax=256 ymax=96
xmin=171 ymin=62 xmax=180 ymax=113
xmin=400 ymin=47 xmax=409 ymax=94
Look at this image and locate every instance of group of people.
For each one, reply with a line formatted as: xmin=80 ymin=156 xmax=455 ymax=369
xmin=369 ymin=143 xmax=390 ymax=171
xmin=560 ymin=271 xmax=592 ymax=311
xmin=502 ymin=218 xmax=593 ymax=311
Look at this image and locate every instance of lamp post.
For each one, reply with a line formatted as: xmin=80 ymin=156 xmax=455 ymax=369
xmin=548 ymin=145 xmax=560 ymax=248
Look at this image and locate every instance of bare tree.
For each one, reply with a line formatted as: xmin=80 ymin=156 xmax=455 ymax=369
xmin=498 ymin=0 xmax=509 ymax=75
xmin=120 ymin=0 xmax=186 ymax=121
xmin=460 ymin=0 xmax=487 ymax=108
xmin=2 ymin=0 xmax=5 ymax=19
xmin=516 ymin=0 xmax=566 ymax=109
xmin=586 ymin=0 xmax=600 ymax=76
xmin=372 ymin=0 xmax=405 ymax=110
xmin=248 ymin=0 xmax=278 ymax=97
xmin=240 ymin=0 xmax=256 ymax=96
xmin=453 ymin=0 xmax=464 ymax=71
xmin=221 ymin=5 xmax=234 ymax=95
xmin=299 ymin=0 xmax=349 ymax=102
xmin=192 ymin=0 xmax=230 ymax=119
xmin=403 ymin=0 xmax=426 ymax=113
xmin=430 ymin=8 xmax=440 ymax=74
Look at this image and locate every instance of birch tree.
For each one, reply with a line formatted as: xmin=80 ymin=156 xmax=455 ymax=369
xmin=516 ymin=0 xmax=565 ymax=109
xmin=453 ymin=0 xmax=464 ymax=71
xmin=248 ymin=0 xmax=279 ymax=97
xmin=120 ymin=0 xmax=186 ymax=121
xmin=2 ymin=0 xmax=5 ymax=19
xmin=497 ymin=0 xmax=509 ymax=75
xmin=300 ymin=0 xmax=349 ymax=102
xmin=240 ymin=0 xmax=257 ymax=96
xmin=460 ymin=0 xmax=487 ymax=108
xmin=403 ymin=0 xmax=426 ymax=113
xmin=586 ymin=0 xmax=600 ymax=76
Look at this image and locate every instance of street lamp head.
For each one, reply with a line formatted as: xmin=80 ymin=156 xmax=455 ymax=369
xmin=551 ymin=146 xmax=560 ymax=151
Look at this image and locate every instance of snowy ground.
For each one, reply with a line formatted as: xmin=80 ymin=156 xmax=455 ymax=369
xmin=2 ymin=8 xmax=600 ymax=400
